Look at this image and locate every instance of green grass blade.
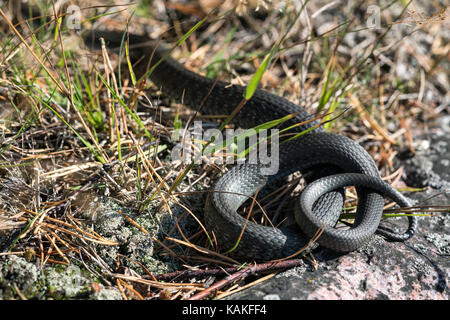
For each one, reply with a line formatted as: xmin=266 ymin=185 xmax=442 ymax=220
xmin=97 ymin=73 xmax=153 ymax=140
xmin=244 ymin=52 xmax=272 ymax=100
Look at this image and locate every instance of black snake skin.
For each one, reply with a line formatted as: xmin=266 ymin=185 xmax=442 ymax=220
xmin=85 ymin=30 xmax=417 ymax=261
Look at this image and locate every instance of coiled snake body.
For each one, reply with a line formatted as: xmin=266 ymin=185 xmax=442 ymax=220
xmin=85 ymin=30 xmax=417 ymax=261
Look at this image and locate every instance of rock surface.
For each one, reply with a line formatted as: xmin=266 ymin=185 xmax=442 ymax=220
xmin=0 ymin=255 xmax=123 ymax=299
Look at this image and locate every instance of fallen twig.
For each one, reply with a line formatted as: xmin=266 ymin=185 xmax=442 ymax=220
xmin=187 ymin=258 xmax=306 ymax=300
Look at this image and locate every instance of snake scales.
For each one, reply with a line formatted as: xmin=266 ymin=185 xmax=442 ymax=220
xmin=85 ymin=30 xmax=417 ymax=261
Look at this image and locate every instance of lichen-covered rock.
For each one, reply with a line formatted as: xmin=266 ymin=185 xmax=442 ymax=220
xmin=45 ymin=265 xmax=98 ymax=299
xmin=0 ymin=256 xmax=122 ymax=299
xmin=93 ymin=197 xmax=186 ymax=274
xmin=0 ymin=255 xmax=45 ymax=299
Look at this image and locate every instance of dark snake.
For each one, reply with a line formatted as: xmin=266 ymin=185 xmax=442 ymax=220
xmin=84 ymin=30 xmax=417 ymax=261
